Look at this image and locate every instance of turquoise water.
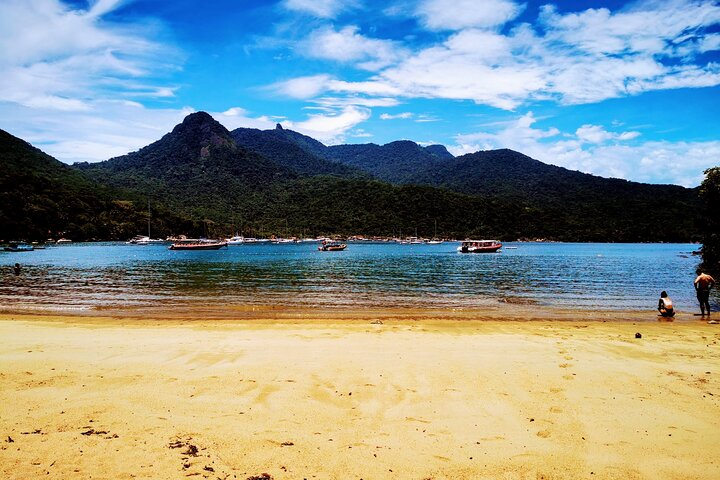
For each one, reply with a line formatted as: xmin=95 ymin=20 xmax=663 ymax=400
xmin=0 ymin=242 xmax=714 ymax=313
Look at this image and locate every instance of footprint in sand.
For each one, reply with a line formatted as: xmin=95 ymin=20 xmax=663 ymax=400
xmin=537 ymin=430 xmax=551 ymax=438
xmin=559 ymin=363 xmax=572 ymax=368
xmin=549 ymin=407 xmax=563 ymax=414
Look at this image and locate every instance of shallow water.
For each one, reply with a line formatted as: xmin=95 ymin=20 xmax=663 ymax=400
xmin=0 ymin=242 xmax=715 ymax=313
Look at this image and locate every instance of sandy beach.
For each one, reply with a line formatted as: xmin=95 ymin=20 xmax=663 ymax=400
xmin=1 ymin=309 xmax=719 ymax=479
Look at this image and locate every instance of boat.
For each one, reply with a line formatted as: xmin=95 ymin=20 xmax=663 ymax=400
xmin=56 ymin=238 xmax=72 ymax=244
xmin=168 ymin=239 xmax=228 ymax=250
xmin=127 ymin=235 xmax=164 ymax=245
xmin=457 ymin=240 xmax=502 ymax=253
xmin=318 ymin=240 xmax=347 ymax=251
xmin=128 ymin=200 xmax=164 ymax=244
xmin=4 ymin=241 xmax=34 ymax=252
xmin=226 ymin=235 xmax=246 ymax=245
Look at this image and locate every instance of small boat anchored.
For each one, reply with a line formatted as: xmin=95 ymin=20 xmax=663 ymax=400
xmin=4 ymin=241 xmax=34 ymax=252
xmin=318 ymin=240 xmax=347 ymax=251
xmin=168 ymin=239 xmax=228 ymax=250
xmin=457 ymin=240 xmax=502 ymax=253
xmin=127 ymin=235 xmax=164 ymax=245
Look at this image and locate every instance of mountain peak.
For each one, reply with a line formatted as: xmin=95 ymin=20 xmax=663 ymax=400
xmin=275 ymin=123 xmax=284 ymax=130
xmin=169 ymin=111 xmax=234 ymax=150
xmin=424 ymin=144 xmax=454 ymax=159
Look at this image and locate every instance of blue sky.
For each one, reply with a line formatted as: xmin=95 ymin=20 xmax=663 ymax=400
xmin=1 ymin=0 xmax=719 ymax=186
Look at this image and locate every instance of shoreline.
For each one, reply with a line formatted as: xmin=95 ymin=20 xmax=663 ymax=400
xmin=0 ymin=302 xmax=713 ymax=326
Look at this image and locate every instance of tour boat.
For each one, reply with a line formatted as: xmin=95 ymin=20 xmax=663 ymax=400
xmin=318 ymin=241 xmax=347 ymax=251
xmin=457 ymin=240 xmax=502 ymax=253
xmin=168 ymin=239 xmax=228 ymax=250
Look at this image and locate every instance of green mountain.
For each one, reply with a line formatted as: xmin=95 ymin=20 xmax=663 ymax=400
xmin=324 ymin=140 xmax=452 ymax=183
xmin=405 ymin=148 xmax=700 ymax=241
xmin=0 ymin=128 xmax=189 ymax=242
xmin=230 ymin=124 xmax=362 ymax=177
xmin=76 ymin=112 xmax=297 ymax=224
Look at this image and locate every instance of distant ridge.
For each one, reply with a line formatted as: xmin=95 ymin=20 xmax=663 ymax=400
xmin=231 ymin=126 xmax=361 ymax=177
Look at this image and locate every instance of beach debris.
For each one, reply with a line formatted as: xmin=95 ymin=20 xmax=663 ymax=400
xmin=371 ymin=319 xmax=384 ymax=324
xmin=203 ymin=466 xmax=214 ymax=472
xmin=6 ymin=436 xmax=14 ymax=443
xmin=247 ymin=474 xmax=273 ymax=480
xmin=635 ymin=332 xmax=642 ymax=339
xmin=280 ymin=441 xmax=294 ymax=446
xmin=21 ymin=429 xmax=43 ymax=435
xmin=80 ymin=429 xmax=109 ymax=436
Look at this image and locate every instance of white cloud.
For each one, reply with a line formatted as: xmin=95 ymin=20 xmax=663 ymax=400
xmin=216 ymin=107 xmax=279 ymax=131
xmin=449 ymin=113 xmax=717 ymax=186
xmin=380 ymin=112 xmax=413 ymax=120
xmin=301 ymin=26 xmax=406 ymax=70
xmin=275 ymin=0 xmax=720 ymax=109
xmin=576 ymin=125 xmax=641 ymax=144
xmin=286 ymin=106 xmax=371 ymax=144
xmin=283 ymin=0 xmax=356 ymax=18
xmin=0 ymin=0 xmax=178 ymax=111
xmin=272 ymin=75 xmax=334 ymax=99
xmin=416 ymin=0 xmax=521 ymax=30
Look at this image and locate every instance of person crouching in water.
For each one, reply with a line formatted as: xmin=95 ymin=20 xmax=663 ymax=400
xmin=658 ymin=291 xmax=675 ymax=317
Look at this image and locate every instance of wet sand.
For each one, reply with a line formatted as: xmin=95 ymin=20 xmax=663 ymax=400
xmin=1 ymin=308 xmax=719 ymax=479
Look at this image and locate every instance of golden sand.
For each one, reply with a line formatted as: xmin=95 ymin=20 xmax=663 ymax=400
xmin=1 ymin=309 xmax=719 ymax=479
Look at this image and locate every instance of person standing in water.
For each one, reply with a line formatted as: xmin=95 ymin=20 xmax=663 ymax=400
xmin=657 ymin=291 xmax=675 ymax=317
xmin=694 ymin=269 xmax=715 ymax=317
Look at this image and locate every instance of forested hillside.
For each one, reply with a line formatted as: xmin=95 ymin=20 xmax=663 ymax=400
xmin=0 ymin=129 xmax=191 ymax=242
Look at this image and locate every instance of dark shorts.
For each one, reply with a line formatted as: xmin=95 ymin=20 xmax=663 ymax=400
xmin=697 ymin=289 xmax=710 ymax=303
xmin=660 ymin=308 xmax=675 ymax=317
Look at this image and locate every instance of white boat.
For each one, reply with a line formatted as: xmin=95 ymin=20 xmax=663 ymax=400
xmin=127 ymin=235 xmax=164 ymax=245
xmin=127 ymin=201 xmax=163 ymax=245
xmin=226 ymin=235 xmax=246 ymax=245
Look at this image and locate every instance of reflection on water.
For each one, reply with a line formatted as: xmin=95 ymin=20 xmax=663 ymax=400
xmin=0 ymin=242 xmax=713 ymax=312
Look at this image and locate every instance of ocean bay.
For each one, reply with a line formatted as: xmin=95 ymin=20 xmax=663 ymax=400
xmin=0 ymin=242 xmax=711 ymax=315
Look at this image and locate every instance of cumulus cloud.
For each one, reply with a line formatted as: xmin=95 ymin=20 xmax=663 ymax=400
xmin=576 ymin=125 xmax=641 ymax=144
xmin=286 ymin=106 xmax=371 ymax=144
xmin=301 ymin=25 xmax=407 ymax=70
xmin=449 ymin=113 xmax=717 ymax=186
xmin=275 ymin=0 xmax=720 ymax=109
xmin=415 ymin=0 xmax=522 ymax=30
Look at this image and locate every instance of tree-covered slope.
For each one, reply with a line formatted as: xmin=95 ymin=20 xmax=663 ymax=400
xmin=230 ymin=125 xmax=362 ymax=177
xmin=0 ymin=129 xmax=188 ymax=241
xmin=407 ymin=148 xmax=700 ymax=241
xmin=325 ymin=140 xmax=453 ymax=183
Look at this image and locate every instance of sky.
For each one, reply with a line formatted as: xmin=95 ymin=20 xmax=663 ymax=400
xmin=1 ymin=0 xmax=719 ymax=187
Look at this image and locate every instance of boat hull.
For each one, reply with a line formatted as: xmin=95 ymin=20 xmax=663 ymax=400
xmin=318 ymin=243 xmax=347 ymax=251
xmin=168 ymin=242 xmax=228 ymax=250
